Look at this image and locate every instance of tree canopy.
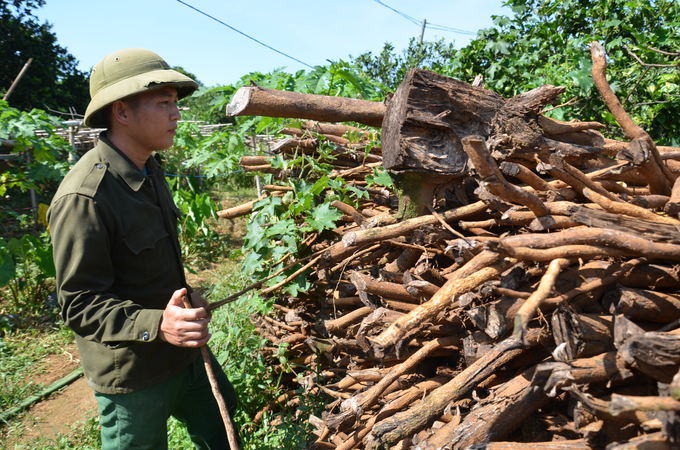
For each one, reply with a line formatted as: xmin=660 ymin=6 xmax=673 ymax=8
xmin=351 ymin=0 xmax=680 ymax=145
xmin=0 ymin=0 xmax=89 ymax=115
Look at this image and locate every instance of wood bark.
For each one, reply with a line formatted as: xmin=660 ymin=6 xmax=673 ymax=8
xmin=465 ymin=440 xmax=594 ymax=450
xmin=463 ymin=135 xmax=549 ymax=217
xmin=327 ymin=201 xmax=487 ymax=262
xmin=500 ymin=228 xmax=680 ymax=262
xmin=365 ymin=332 xmax=546 ymax=450
xmin=371 ymin=258 xmax=516 ymax=352
xmin=590 ymin=41 xmax=673 ymax=195
xmin=226 ymin=85 xmax=385 ymax=127
xmin=382 ymin=69 xmax=503 ymax=176
xmin=417 ymin=366 xmax=550 ymax=450
xmin=217 ymin=195 xmax=266 ymax=219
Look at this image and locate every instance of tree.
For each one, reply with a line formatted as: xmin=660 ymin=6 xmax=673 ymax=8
xmin=351 ymin=0 xmax=680 ymax=146
xmin=443 ymin=0 xmax=680 ymax=145
xmin=351 ymin=37 xmax=457 ymax=95
xmin=0 ymin=0 xmax=89 ymax=114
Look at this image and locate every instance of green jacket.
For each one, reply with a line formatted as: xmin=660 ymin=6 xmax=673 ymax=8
xmin=48 ymin=135 xmax=197 ymax=394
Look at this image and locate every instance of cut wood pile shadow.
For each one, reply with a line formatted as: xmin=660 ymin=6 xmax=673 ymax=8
xmin=219 ymin=42 xmax=680 ymax=450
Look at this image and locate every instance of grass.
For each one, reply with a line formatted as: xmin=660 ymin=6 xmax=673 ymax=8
xmin=0 ymin=325 xmax=74 ymax=413
xmin=4 ymin=414 xmax=101 ymax=450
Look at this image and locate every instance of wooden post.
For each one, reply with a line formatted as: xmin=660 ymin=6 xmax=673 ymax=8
xmin=226 ymin=86 xmax=385 ymax=128
xmin=3 ymin=58 xmax=33 ymax=101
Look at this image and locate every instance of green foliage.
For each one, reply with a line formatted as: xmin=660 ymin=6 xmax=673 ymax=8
xmin=171 ymin=119 xmax=253 ymax=189
xmin=0 ymin=232 xmax=55 ymax=314
xmin=242 ymin=152 xmax=368 ymax=296
xmin=186 ymin=62 xmax=383 ymax=298
xmin=171 ymin=61 xmax=383 ymax=198
xmin=442 ymin=0 xmax=680 ymax=144
xmin=0 ymin=100 xmax=72 ymax=197
xmin=0 ymin=0 xmax=89 ymax=113
xmin=205 ymin=270 xmax=327 ymax=449
xmin=166 ymin=416 xmax=194 ymax=449
xmin=0 ymin=326 xmax=74 ymax=416
xmin=351 ymin=37 xmax=457 ymax=94
xmin=349 ymin=1 xmax=679 ymax=144
xmin=167 ymin=176 xmax=225 ymax=266
xmin=366 ymin=167 xmax=394 ymax=188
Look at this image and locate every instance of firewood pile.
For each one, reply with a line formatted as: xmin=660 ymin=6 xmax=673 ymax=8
xmin=218 ymin=42 xmax=680 ymax=449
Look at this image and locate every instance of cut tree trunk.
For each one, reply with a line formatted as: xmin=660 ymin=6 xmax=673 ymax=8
xmin=226 ymin=85 xmax=385 ymax=127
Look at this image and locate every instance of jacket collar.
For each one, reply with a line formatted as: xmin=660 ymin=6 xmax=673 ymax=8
xmin=98 ymin=134 xmax=152 ymax=192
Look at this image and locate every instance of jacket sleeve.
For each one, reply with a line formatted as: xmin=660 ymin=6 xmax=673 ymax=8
xmin=49 ymin=193 xmax=163 ymax=347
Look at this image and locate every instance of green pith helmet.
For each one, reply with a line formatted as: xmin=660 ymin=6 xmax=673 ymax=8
xmin=84 ymin=48 xmax=198 ymax=128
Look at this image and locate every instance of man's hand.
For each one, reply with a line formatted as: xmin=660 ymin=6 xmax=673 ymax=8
xmin=158 ymin=288 xmax=211 ymax=347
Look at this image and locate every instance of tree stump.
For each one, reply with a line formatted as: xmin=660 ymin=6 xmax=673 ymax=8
xmin=382 ymin=69 xmax=566 ymax=219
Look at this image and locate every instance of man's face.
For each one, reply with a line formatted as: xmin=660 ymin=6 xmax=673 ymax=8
xmin=124 ymin=86 xmax=181 ymax=151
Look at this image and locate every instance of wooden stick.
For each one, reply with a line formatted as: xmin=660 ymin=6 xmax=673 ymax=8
xmin=181 ymin=295 xmax=240 ymax=450
xmin=207 ymin=248 xmax=325 ymax=311
xmin=538 ymin=115 xmax=605 ymax=135
xmin=335 ymin=377 xmax=448 ymax=450
xmin=239 ymin=155 xmax=270 ymax=166
xmin=502 ymin=244 xmax=631 ymax=261
xmin=544 ymin=257 xmax=647 ymax=307
xmin=455 ymin=440 xmax=593 ymax=450
xmin=302 ymin=121 xmax=370 ymax=139
xmin=609 ymin=394 xmax=680 ymax=414
xmin=324 ymin=336 xmax=459 ymax=431
xmin=329 ymin=201 xmax=487 ymax=262
xmin=217 ymin=195 xmax=266 ymax=220
xmin=499 ymin=161 xmax=557 ymax=192
xmin=329 ymin=243 xmax=382 ymax=273
xmin=365 ymin=332 xmax=543 ymax=449
xmin=582 ymin=187 xmax=680 ymax=225
xmin=350 ymin=272 xmax=420 ymax=303
xmin=544 ymin=153 xmax=622 ymax=203
xmin=500 ymin=227 xmax=680 ymax=262
xmin=590 ymin=41 xmax=673 ymax=195
xmin=514 ymin=258 xmax=571 ymax=345
xmin=260 ymin=255 xmax=323 ymax=295
xmin=462 ymin=135 xmax=549 ymax=217
xmin=664 ymin=176 xmax=680 ymax=217
xmin=372 ymin=256 xmax=516 ymax=351
xmin=325 ymin=307 xmax=373 ymax=334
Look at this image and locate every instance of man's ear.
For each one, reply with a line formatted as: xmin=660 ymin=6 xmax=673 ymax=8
xmin=110 ymin=100 xmax=131 ymax=126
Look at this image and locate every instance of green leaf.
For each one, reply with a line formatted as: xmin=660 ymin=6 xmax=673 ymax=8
xmin=264 ymin=219 xmax=297 ymax=238
xmin=0 ymin=253 xmax=16 ymax=288
xmin=306 ymin=203 xmax=342 ymax=232
xmin=366 ymin=168 xmax=394 ymax=188
xmin=242 ymin=250 xmax=264 ymax=274
xmin=282 ymin=272 xmax=313 ymax=297
xmin=484 ymin=39 xmax=511 ymax=55
xmin=33 ymin=244 xmax=55 ymax=279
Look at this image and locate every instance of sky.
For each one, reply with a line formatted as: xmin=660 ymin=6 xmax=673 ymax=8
xmin=34 ymin=0 xmax=511 ymax=88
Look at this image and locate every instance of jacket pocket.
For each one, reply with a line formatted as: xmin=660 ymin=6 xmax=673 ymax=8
xmin=121 ymin=221 xmax=171 ymax=283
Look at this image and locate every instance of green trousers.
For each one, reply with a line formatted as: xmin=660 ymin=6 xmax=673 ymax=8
xmin=94 ymin=349 xmax=239 ymax=450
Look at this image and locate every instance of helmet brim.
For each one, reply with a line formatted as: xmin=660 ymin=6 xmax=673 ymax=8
xmin=84 ymin=69 xmax=198 ymax=128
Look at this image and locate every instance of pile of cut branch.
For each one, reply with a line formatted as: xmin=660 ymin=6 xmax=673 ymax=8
xmin=220 ymin=42 xmax=680 ymax=450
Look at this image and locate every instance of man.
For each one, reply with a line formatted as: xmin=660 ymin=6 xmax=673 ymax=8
xmin=48 ymin=48 xmax=238 ymax=450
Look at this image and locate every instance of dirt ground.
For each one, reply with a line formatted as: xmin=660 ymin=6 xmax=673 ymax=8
xmin=2 ymin=344 xmax=98 ymax=447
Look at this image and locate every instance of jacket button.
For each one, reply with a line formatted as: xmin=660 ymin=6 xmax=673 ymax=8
xmin=142 ymin=331 xmax=150 ymax=341
xmin=95 ymin=163 xmax=103 ymax=169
